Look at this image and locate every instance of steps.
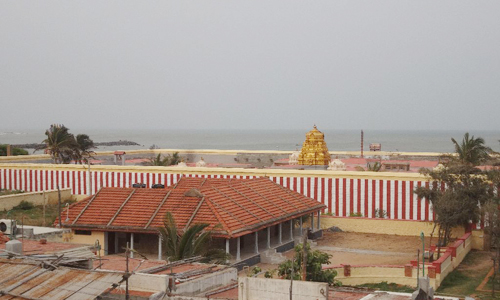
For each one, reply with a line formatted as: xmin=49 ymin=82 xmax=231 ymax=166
xmin=260 ymin=248 xmax=286 ymax=264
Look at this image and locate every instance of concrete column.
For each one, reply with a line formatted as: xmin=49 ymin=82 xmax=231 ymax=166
xmin=158 ymin=235 xmax=162 ymax=260
xmin=267 ymin=227 xmax=271 ymax=249
xmin=278 ymin=223 xmax=282 ymax=244
xmin=236 ymin=237 xmax=241 ymax=261
xmin=311 ymin=213 xmax=315 ymax=231
xmin=299 ymin=217 xmax=303 ymax=235
xmin=317 ymin=211 xmax=321 ymax=229
xmin=290 ymin=220 xmax=294 ymax=241
xmin=130 ymin=233 xmax=134 ymax=258
xmin=226 ymin=239 xmax=230 ymax=263
xmin=254 ymin=232 xmax=259 ymax=254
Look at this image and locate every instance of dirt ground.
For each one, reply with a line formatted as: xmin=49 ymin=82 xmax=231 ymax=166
xmin=242 ymin=231 xmax=434 ymax=276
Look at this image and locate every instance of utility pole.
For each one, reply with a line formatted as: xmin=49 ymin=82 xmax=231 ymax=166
xmin=302 ymin=228 xmax=307 ymax=281
xmin=126 ymin=242 xmax=130 ymax=300
xmin=57 ymin=185 xmax=61 ymax=228
xmin=361 ymin=130 xmax=364 ymax=158
xmin=290 ymin=256 xmax=294 ymax=300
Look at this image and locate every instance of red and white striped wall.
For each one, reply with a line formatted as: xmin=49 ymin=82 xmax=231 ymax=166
xmin=0 ymin=167 xmax=436 ymax=222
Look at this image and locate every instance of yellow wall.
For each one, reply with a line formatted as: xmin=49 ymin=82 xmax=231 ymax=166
xmin=320 ymin=216 xmax=484 ymax=250
xmin=0 ymin=188 xmax=72 ymax=210
xmin=68 ymin=230 xmax=105 ymax=256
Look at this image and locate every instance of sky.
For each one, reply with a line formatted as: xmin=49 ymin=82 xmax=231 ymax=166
xmin=1 ymin=1 xmax=499 ymax=131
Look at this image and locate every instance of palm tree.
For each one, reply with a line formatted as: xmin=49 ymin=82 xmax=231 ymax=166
xmin=74 ymin=134 xmax=95 ymax=164
xmin=159 ymin=212 xmax=229 ymax=264
xmin=451 ymin=132 xmax=492 ymax=166
xmin=43 ymin=124 xmax=78 ymax=164
xmin=144 ymin=152 xmax=181 ymax=166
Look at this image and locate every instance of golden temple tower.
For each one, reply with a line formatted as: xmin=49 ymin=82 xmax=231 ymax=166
xmin=298 ymin=125 xmax=331 ymax=165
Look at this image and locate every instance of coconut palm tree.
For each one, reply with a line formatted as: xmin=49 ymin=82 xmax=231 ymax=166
xmin=144 ymin=152 xmax=181 ymax=166
xmin=43 ymin=124 xmax=78 ymax=164
xmin=159 ymin=212 xmax=229 ymax=264
xmin=451 ymin=132 xmax=492 ymax=166
xmin=74 ymin=134 xmax=95 ymax=164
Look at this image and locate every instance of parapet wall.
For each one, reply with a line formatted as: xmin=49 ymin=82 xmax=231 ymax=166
xmin=0 ymin=188 xmax=72 ymax=211
xmin=327 ymin=232 xmax=473 ymax=290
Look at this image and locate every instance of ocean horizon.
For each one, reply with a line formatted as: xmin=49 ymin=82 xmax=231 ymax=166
xmin=1 ymin=128 xmax=499 ymax=153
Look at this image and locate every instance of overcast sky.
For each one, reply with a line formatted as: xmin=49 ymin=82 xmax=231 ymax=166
xmin=1 ymin=1 xmax=499 ymax=131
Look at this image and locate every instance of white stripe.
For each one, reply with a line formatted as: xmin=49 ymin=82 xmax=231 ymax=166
xmin=297 ymin=178 xmax=302 ymax=196
xmin=360 ymin=179 xmax=365 ymax=217
xmin=317 ymin=178 xmax=321 ymax=205
xmin=382 ymin=180 xmax=387 ymax=217
xmin=353 ymin=179 xmax=358 ymax=214
xmin=324 ymin=179 xmax=329 ymax=212
xmin=345 ymin=179 xmax=350 ymax=216
xmin=310 ymin=178 xmax=315 ymax=201
xmin=331 ymin=178 xmax=337 ymax=215
xmin=390 ymin=180 xmax=395 ymax=219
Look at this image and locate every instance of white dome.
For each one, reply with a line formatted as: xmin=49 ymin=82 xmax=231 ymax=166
xmin=433 ymin=163 xmax=446 ymax=172
xmin=177 ymin=161 xmax=187 ymax=167
xmin=328 ymin=159 xmax=346 ymax=171
xmin=196 ymin=157 xmax=207 ymax=167
xmin=289 ymin=151 xmax=299 ymax=165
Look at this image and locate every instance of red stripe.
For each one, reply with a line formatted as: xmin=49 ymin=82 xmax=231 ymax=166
xmin=51 ymin=170 xmax=55 ymax=190
xmin=100 ymin=172 xmax=104 ymax=189
xmin=394 ymin=181 xmax=399 ymax=219
xmin=386 ymin=180 xmax=391 ymax=219
xmin=82 ymin=171 xmax=87 ymax=195
xmin=72 ymin=171 xmax=76 ymax=194
xmin=286 ymin=177 xmax=291 ymax=189
xmin=45 ymin=170 xmax=49 ymax=191
xmin=335 ymin=178 xmax=340 ymax=216
xmin=343 ymin=178 xmax=347 ymax=217
xmin=29 ymin=170 xmax=33 ymax=192
xmin=314 ymin=177 xmax=318 ymax=202
xmin=417 ymin=182 xmax=422 ymax=221
xmin=9 ymin=169 xmax=12 ymax=190
xmin=24 ymin=169 xmax=28 ymax=191
xmin=146 ymin=172 xmax=150 ymax=187
xmin=328 ymin=178 xmax=333 ymax=214
xmin=425 ymin=182 xmax=430 ymax=221
xmin=349 ymin=179 xmax=354 ymax=215
xmin=357 ymin=179 xmax=361 ymax=215
xmin=300 ymin=177 xmax=304 ymax=194
xmin=320 ymin=177 xmax=325 ymax=211
xmin=401 ymin=181 xmax=406 ymax=220
xmin=293 ymin=177 xmax=297 ymax=192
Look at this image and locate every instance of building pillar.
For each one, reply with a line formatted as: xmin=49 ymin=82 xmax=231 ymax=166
xmin=158 ymin=235 xmax=162 ymax=260
xmin=299 ymin=217 xmax=303 ymax=235
xmin=311 ymin=213 xmax=315 ymax=231
xmin=279 ymin=223 xmax=282 ymax=244
xmin=289 ymin=220 xmax=293 ymax=241
xmin=254 ymin=232 xmax=259 ymax=254
xmin=317 ymin=211 xmax=321 ymax=229
xmin=267 ymin=227 xmax=271 ymax=249
xmin=236 ymin=237 xmax=241 ymax=261
xmin=130 ymin=233 xmax=134 ymax=259
xmin=226 ymin=239 xmax=230 ymax=263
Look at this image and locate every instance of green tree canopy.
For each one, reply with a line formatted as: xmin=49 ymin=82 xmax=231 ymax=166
xmin=278 ymin=243 xmax=339 ymax=285
xmin=451 ymin=132 xmax=492 ymax=166
xmin=159 ymin=212 xmax=228 ymax=264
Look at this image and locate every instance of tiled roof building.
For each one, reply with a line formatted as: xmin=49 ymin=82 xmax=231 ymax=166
xmin=61 ymin=177 xmax=325 ymax=265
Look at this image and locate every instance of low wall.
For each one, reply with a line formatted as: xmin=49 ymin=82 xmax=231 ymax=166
xmin=128 ymin=272 xmax=168 ymax=292
xmin=174 ymin=268 xmax=237 ymax=296
xmin=326 ymin=232 xmax=473 ymax=290
xmin=0 ymin=188 xmax=72 ymax=211
xmin=238 ymin=277 xmax=328 ymax=300
xmin=320 ymin=215 xmax=484 ymax=250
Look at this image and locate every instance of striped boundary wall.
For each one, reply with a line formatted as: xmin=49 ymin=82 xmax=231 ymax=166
xmin=0 ymin=164 xmax=442 ymax=224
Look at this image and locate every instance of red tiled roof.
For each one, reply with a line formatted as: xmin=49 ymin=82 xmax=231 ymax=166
xmin=59 ymin=177 xmax=325 ymax=238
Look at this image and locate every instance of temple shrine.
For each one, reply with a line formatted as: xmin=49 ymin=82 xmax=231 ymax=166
xmin=298 ymin=125 xmax=331 ymax=165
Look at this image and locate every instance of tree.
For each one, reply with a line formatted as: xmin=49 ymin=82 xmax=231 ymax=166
xmin=144 ymin=152 xmax=181 ymax=166
xmin=43 ymin=124 xmax=78 ymax=164
xmin=74 ymin=134 xmax=95 ymax=164
xmin=451 ymin=132 xmax=492 ymax=166
xmin=278 ymin=243 xmax=339 ymax=285
xmin=0 ymin=145 xmax=28 ymax=156
xmin=159 ymin=212 xmax=229 ymax=264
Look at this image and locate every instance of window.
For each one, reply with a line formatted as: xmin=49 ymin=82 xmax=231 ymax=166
xmin=75 ymin=230 xmax=92 ymax=235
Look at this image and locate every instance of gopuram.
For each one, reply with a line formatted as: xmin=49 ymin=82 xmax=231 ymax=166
xmin=298 ymin=125 xmax=331 ymax=166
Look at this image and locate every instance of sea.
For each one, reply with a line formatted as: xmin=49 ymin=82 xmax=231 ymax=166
xmin=1 ymin=129 xmax=499 ymax=153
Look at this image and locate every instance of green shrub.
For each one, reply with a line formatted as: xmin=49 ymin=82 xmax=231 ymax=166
xmin=14 ymin=200 xmax=34 ymax=210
